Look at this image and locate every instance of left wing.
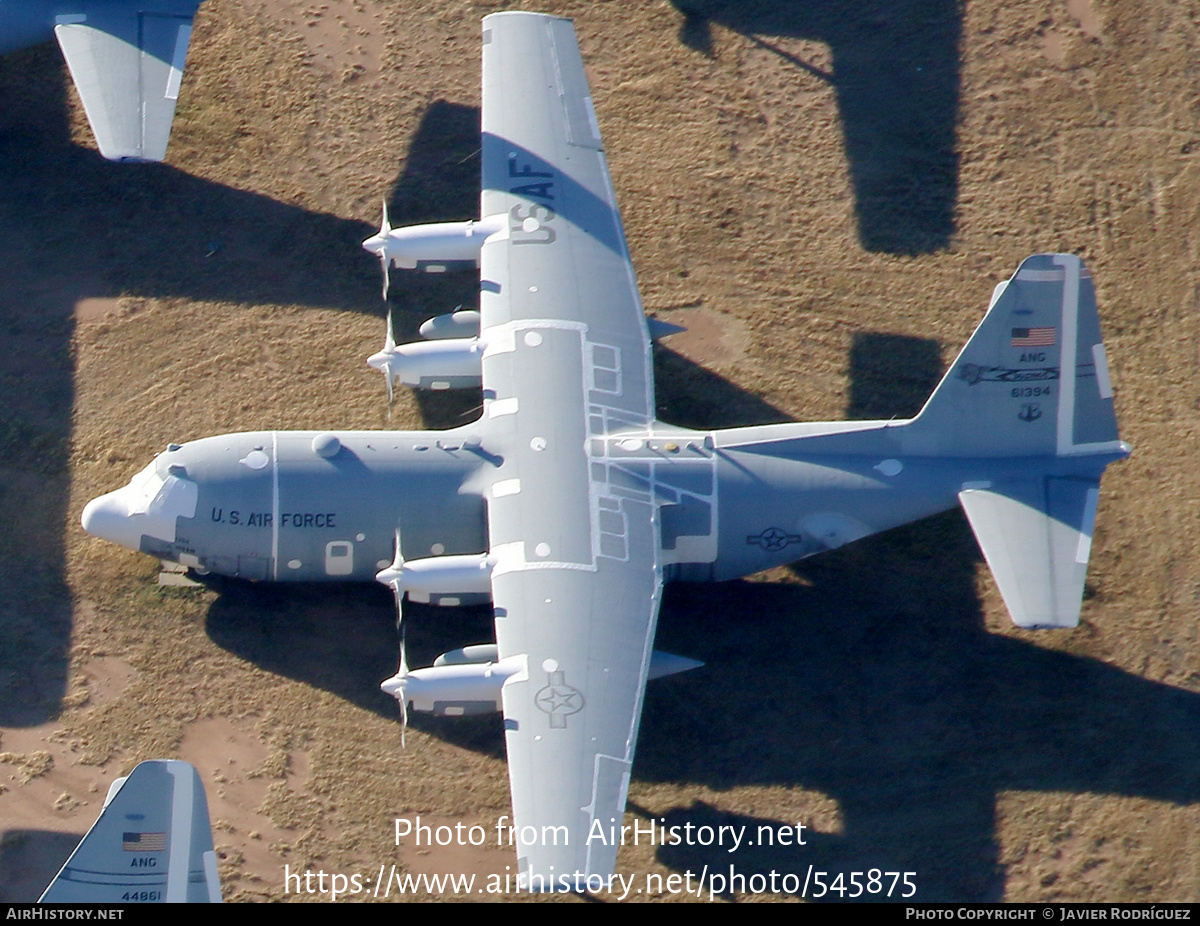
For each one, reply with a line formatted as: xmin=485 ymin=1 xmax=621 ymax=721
xmin=40 ymin=760 xmax=221 ymax=903
xmin=478 ymin=12 xmax=662 ymax=890
xmin=54 ymin=0 xmax=202 ymax=162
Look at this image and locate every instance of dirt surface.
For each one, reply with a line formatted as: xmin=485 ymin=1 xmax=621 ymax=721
xmin=2 ymin=0 xmax=1199 ymax=904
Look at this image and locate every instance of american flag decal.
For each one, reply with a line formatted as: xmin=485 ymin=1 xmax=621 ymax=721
xmin=123 ymin=831 xmax=167 ymax=851
xmin=1011 ymin=327 xmax=1056 ymax=347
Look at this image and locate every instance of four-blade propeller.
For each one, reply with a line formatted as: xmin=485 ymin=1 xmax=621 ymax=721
xmin=362 ymin=198 xmax=394 ymax=301
xmin=377 ymin=527 xmax=411 ymax=744
xmin=366 ymin=307 xmax=399 ymax=405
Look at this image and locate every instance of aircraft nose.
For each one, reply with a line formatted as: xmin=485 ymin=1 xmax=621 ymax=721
xmin=80 ymin=490 xmax=142 ymax=551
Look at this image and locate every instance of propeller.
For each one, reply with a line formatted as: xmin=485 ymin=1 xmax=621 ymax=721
xmin=367 ymin=307 xmax=398 ymax=405
xmin=378 ymin=528 xmax=410 ymax=745
xmin=388 ymin=620 xmax=411 ymax=748
xmin=362 ymin=197 xmax=394 ymax=301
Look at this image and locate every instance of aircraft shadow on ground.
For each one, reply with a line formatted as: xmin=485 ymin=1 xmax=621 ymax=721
xmin=202 ymin=579 xmax=507 ymax=757
xmin=0 ymin=45 xmax=82 ymax=726
xmin=0 ymin=49 xmax=378 ymax=311
xmin=0 ymin=829 xmax=80 ymax=902
xmin=0 ymin=46 xmax=475 ymax=723
xmin=653 ymin=343 xmax=795 ymax=430
xmin=642 ymin=562 xmax=1200 ymax=901
xmin=671 ymin=0 xmax=961 ymax=255
xmin=0 ymin=45 xmax=375 ymax=724
xmin=382 ymin=101 xmax=488 ymax=429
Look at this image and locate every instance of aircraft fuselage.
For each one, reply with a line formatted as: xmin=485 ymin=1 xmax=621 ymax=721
xmin=82 ymin=419 xmax=1118 ymax=589
xmin=82 ymin=430 xmax=488 ymax=589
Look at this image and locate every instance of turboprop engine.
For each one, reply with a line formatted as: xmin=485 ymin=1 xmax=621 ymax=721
xmin=380 ymin=654 xmax=524 ymax=717
xmin=380 ymin=645 xmax=704 ymax=717
xmin=362 ymin=202 xmax=504 ymax=299
xmin=374 ymin=532 xmax=499 ymax=739
xmin=367 ymin=332 xmax=484 ymax=394
xmin=363 ymin=212 xmax=505 ymax=274
xmin=375 ymin=543 xmax=494 ymax=606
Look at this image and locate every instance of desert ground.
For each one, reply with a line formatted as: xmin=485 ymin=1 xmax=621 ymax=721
xmin=1 ymin=0 xmax=1199 ymax=903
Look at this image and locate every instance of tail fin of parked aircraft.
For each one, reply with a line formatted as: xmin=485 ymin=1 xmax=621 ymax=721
xmin=40 ymin=760 xmax=221 ymax=903
xmin=905 ymin=254 xmax=1130 ymax=628
xmin=905 ymin=253 xmax=1124 ymax=459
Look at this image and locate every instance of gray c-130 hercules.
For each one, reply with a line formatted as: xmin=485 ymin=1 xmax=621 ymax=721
xmin=1 ymin=0 xmax=203 ymax=161
xmin=81 ymin=12 xmax=1129 ymax=892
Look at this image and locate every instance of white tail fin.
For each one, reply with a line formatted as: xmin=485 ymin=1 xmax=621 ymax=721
xmin=905 ymin=254 xmax=1124 ymax=459
xmin=40 ymin=760 xmax=221 ymax=903
xmin=903 ymin=254 xmax=1128 ymax=628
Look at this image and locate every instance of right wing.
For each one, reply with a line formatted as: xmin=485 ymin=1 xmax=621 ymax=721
xmin=478 ymin=12 xmax=663 ymax=889
xmin=54 ymin=1 xmax=202 ymax=162
xmin=40 ymin=760 xmax=221 ymax=903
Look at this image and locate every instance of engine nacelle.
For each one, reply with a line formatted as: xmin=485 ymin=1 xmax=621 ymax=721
xmin=382 ymin=656 xmax=524 ymax=716
xmin=374 ymin=217 xmax=504 ymax=271
xmin=368 ymin=337 xmax=483 ymax=390
xmin=385 ymin=647 xmax=704 ymax=717
xmin=419 ymin=310 xmax=482 ymax=340
xmin=376 ymin=551 xmax=492 ymax=604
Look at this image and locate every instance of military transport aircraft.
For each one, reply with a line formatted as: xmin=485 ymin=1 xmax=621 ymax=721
xmin=40 ymin=760 xmax=221 ymax=902
xmin=80 ymin=12 xmax=1129 ymax=892
xmin=0 ymin=0 xmax=203 ymax=161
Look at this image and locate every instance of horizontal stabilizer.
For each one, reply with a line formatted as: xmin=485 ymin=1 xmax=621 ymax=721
xmin=55 ymin=3 xmax=200 ymax=162
xmin=959 ymin=478 xmax=1101 ymax=628
xmin=41 ymin=760 xmax=221 ymax=903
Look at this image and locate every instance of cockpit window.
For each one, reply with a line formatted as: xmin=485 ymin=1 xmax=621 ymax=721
xmin=127 ymin=461 xmax=167 ymax=515
xmin=121 ymin=458 xmax=198 ymax=525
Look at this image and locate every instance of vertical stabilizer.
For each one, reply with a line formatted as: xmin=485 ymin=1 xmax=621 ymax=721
xmin=40 ymin=760 xmax=221 ymax=903
xmin=902 ymin=254 xmax=1128 ymax=628
xmin=905 ymin=254 xmax=1124 ymax=459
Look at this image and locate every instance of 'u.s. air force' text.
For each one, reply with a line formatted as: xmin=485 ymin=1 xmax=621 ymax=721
xmin=210 ymin=509 xmax=336 ymax=527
